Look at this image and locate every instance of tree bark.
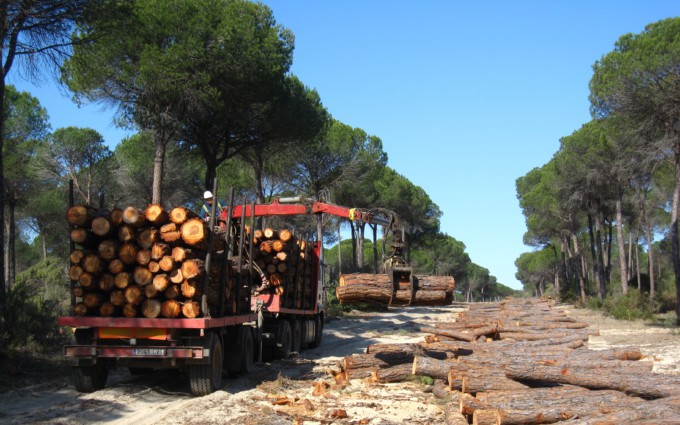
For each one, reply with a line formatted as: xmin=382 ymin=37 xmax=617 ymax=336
xmin=152 ymin=130 xmax=167 ymax=205
xmin=0 ymin=76 xmax=6 ymax=310
xmin=503 ymin=363 xmax=680 ymax=399
xmin=616 ymin=193 xmax=628 ymax=295
xmin=673 ymin=145 xmax=680 ymax=325
xmin=339 ymin=273 xmax=455 ymax=291
xmin=641 ymin=202 xmax=656 ymax=298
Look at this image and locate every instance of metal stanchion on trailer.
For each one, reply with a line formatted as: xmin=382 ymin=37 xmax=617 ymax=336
xmin=201 ymin=178 xmax=219 ymax=318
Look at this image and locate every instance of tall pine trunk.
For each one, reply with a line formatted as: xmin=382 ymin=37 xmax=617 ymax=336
xmin=551 ymin=244 xmax=560 ymax=297
xmin=641 ymin=203 xmax=655 ymax=298
xmin=0 ymin=75 xmax=6 ymax=309
xmin=559 ymin=236 xmax=569 ymax=293
xmin=356 ymin=222 xmax=365 ymax=270
xmin=152 ymin=130 xmax=167 ymax=205
xmin=41 ymin=227 xmax=47 ymax=260
xmin=615 ymin=197 xmax=628 ymax=294
xmin=204 ymin=160 xmax=218 ymax=196
xmin=6 ymin=198 xmax=16 ymax=286
xmin=372 ymin=224 xmax=378 ymax=274
xmin=316 ymin=214 xmax=326 ymax=304
xmin=597 ymin=215 xmax=608 ymax=297
xmin=350 ymin=222 xmax=357 ymax=270
xmin=587 ymin=214 xmax=603 ymax=300
xmin=671 ymin=146 xmax=680 ymax=325
xmin=572 ymin=233 xmax=587 ymax=304
xmin=337 ymin=221 xmax=342 ymax=274
xmin=253 ymin=151 xmax=265 ymax=204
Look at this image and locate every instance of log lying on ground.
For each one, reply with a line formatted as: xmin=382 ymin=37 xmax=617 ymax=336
xmin=503 ymin=362 xmax=680 ymax=399
xmin=467 ymin=393 xmax=680 ymax=425
xmin=324 ymin=297 xmax=680 ymax=424
xmin=559 ymin=394 xmax=680 ymax=424
xmin=420 ymin=323 xmax=499 ymax=342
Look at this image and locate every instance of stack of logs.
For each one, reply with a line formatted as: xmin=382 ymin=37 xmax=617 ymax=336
xmin=335 ymin=273 xmax=455 ymax=306
xmin=67 ymin=204 xmax=239 ymax=319
xmin=332 ymin=298 xmax=680 ymax=424
xmin=247 ymin=227 xmax=316 ymax=310
xmin=67 ymin=203 xmax=314 ymax=319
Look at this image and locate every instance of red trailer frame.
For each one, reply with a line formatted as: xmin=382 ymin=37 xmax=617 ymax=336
xmin=59 ymin=194 xmax=394 ymax=396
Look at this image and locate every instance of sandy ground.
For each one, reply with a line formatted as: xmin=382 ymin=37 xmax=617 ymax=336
xmin=0 ymin=303 xmax=678 ymax=425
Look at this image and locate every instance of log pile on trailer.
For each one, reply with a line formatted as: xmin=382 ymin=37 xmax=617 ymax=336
xmin=67 ymin=204 xmax=315 ymax=319
xmin=246 ymin=226 xmax=317 ymax=310
xmin=336 ymin=273 xmax=455 ymax=306
xmin=331 ymin=298 xmax=680 ymax=424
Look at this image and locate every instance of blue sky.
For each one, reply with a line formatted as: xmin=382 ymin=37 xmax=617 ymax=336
xmin=8 ymin=1 xmax=679 ymax=289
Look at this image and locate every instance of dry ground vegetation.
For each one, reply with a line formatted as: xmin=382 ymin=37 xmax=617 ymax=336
xmin=0 ymin=303 xmax=679 ymax=425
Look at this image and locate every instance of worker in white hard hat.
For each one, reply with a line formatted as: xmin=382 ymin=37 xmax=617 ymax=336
xmin=200 ymin=190 xmax=224 ymax=222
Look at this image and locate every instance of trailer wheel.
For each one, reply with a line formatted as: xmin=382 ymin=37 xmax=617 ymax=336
xmin=289 ymin=319 xmax=301 ymax=354
xmin=309 ymin=313 xmax=323 ymax=348
xmin=73 ymin=361 xmax=108 ymax=393
xmin=189 ymin=334 xmax=223 ymax=396
xmin=273 ymin=320 xmax=292 ymax=359
xmin=240 ymin=327 xmax=255 ymax=374
xmin=299 ymin=320 xmax=308 ymax=350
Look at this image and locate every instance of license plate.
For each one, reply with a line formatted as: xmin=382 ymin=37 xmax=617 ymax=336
xmin=132 ymin=348 xmax=166 ymax=356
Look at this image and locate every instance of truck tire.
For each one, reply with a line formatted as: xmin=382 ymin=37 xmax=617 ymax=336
xmin=225 ymin=326 xmax=255 ymax=375
xmin=289 ymin=319 xmax=301 ymax=354
xmin=239 ymin=326 xmax=255 ymax=374
xmin=273 ymin=320 xmax=292 ymax=359
xmin=189 ymin=334 xmax=223 ymax=396
xmin=73 ymin=362 xmax=108 ymax=393
xmin=309 ymin=314 xmax=323 ymax=348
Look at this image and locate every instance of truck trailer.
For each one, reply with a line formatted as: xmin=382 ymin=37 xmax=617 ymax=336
xmin=59 ymin=188 xmax=400 ymax=396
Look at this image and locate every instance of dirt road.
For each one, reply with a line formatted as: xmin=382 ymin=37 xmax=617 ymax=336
xmin=0 ymin=303 xmax=678 ymax=425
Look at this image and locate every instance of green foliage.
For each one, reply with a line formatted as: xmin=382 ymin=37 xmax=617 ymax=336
xmin=375 ymin=167 xmax=441 ymax=259
xmin=113 ymin=132 xmax=207 ymax=207
xmin=657 ymin=286 xmax=677 ymax=314
xmin=419 ymin=376 xmax=434 ymax=386
xmin=601 ymin=289 xmax=657 ymax=321
xmin=1 ymin=258 xmax=70 ymax=351
xmin=586 ymin=296 xmax=603 ymax=311
xmin=515 ymin=248 xmax=557 ymax=295
xmin=38 ymin=126 xmax=112 ymax=205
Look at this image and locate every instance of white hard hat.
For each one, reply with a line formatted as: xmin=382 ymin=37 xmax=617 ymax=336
xmin=203 ymin=190 xmax=213 ymax=199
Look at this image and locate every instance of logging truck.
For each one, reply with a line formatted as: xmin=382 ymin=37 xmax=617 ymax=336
xmin=58 ymin=186 xmax=403 ymax=396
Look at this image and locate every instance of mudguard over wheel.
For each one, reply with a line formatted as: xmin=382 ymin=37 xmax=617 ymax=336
xmin=74 ymin=361 xmax=108 ymax=393
xmin=189 ymin=334 xmax=223 ymax=396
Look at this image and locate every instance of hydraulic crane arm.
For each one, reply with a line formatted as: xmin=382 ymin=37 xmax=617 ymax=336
xmin=221 ymin=196 xmax=414 ymax=306
xmin=224 ymin=197 xmax=395 ymax=229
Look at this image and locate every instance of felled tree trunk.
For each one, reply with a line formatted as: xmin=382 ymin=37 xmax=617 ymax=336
xmin=336 ymin=273 xmax=455 ymax=306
